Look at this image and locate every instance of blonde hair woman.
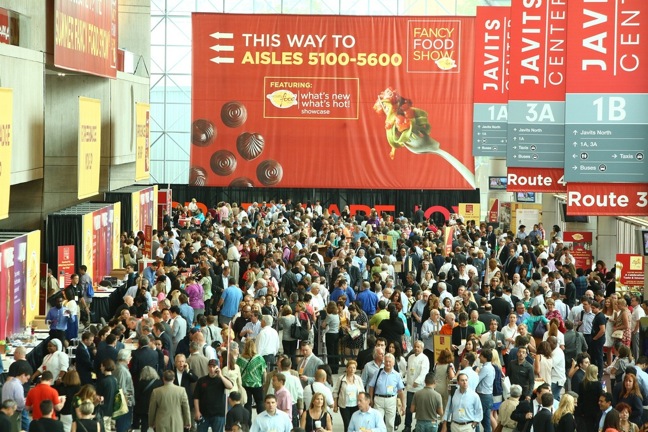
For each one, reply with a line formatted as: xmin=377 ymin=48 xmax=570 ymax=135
xmin=300 ymin=392 xmax=333 ymax=432
xmin=552 ymin=393 xmax=576 ymax=432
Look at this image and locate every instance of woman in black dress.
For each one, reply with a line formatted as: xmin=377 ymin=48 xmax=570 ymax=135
xmin=553 ymin=393 xmax=576 ymax=432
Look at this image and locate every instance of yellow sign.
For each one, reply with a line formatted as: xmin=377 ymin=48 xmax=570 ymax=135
xmin=78 ymin=97 xmax=101 ymax=199
xmin=458 ymin=203 xmax=481 ymax=223
xmin=433 ymin=334 xmax=452 ymax=362
xmin=135 ymin=103 xmax=151 ymax=181
xmin=25 ymin=230 xmax=41 ymax=325
xmin=0 ymin=88 xmax=13 ymax=220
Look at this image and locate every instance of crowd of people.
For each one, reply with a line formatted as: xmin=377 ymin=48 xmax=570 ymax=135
xmin=1 ymin=198 xmax=646 ymax=432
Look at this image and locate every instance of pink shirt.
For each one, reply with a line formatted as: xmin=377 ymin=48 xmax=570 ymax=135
xmin=274 ymin=386 xmax=293 ymax=418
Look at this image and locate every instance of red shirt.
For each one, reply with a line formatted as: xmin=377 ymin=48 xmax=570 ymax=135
xmin=25 ymin=383 xmax=60 ymax=420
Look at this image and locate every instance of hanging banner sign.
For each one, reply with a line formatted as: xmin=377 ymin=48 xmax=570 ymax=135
xmin=191 ymin=14 xmax=476 ymax=190
xmin=563 ymin=231 xmax=593 ymax=270
xmin=78 ymin=97 xmax=101 ymax=200
xmin=507 ymin=0 xmax=567 ymax=174
xmin=564 ymin=0 xmax=648 ymax=183
xmin=566 ymin=183 xmax=648 ymax=216
xmin=472 ymin=6 xmax=510 ymax=157
xmin=506 ymin=167 xmax=567 ymax=193
xmin=0 ymin=88 xmax=12 ymax=220
xmin=54 ymin=0 xmax=118 ymax=78
xmin=135 ymin=103 xmax=151 ymax=181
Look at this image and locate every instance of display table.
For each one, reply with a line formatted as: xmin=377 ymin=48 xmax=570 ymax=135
xmin=91 ymin=288 xmax=115 ymax=323
xmin=2 ymin=330 xmax=50 ymax=371
xmin=91 ymin=284 xmax=126 ymax=323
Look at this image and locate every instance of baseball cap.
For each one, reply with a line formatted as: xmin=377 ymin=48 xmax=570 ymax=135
xmin=208 ymin=359 xmax=219 ymax=367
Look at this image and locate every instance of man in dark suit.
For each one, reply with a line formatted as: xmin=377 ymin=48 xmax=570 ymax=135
xmin=152 ymin=322 xmax=172 ymax=354
xmin=511 ymin=383 xmax=554 ymax=432
xmin=75 ymin=332 xmax=94 ymax=384
xmin=93 ymin=334 xmax=118 ymax=379
xmin=490 ymin=288 xmax=512 ymax=328
xmin=212 ymin=265 xmax=230 ymax=306
xmin=130 ymin=336 xmax=161 ymax=381
xmin=533 ymin=392 xmax=555 ymax=432
xmin=172 ymin=353 xmax=198 ymax=402
xmin=478 ymin=304 xmax=501 ymax=329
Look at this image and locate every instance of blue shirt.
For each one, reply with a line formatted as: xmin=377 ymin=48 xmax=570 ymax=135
xmin=443 ymin=387 xmax=483 ymax=423
xmin=221 ymin=285 xmax=243 ymax=318
xmin=46 ymin=306 xmax=71 ymax=331
xmin=357 ymin=290 xmax=378 ymax=316
xmin=179 ymin=303 xmax=194 ymax=327
xmin=476 ymin=362 xmax=495 ymax=394
xmin=348 ymin=407 xmax=387 ymax=432
xmin=143 ymin=266 xmax=157 ymax=288
xmin=250 ymin=409 xmax=292 ymax=432
xmin=330 ymin=287 xmax=357 ymax=306
xmin=369 ymin=368 xmax=404 ymax=396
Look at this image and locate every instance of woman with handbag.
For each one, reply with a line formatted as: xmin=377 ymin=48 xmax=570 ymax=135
xmin=333 ymin=360 xmax=364 ymax=431
xmin=614 ymin=299 xmax=632 ymax=347
xmin=344 ymin=303 xmax=367 ymax=359
xmin=236 ymin=339 xmax=267 ymax=417
xmin=278 ymin=305 xmax=298 ymax=366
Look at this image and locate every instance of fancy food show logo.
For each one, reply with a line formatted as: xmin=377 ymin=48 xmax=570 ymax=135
xmin=266 ymin=89 xmax=298 ymax=109
xmin=407 ymin=20 xmax=461 ymax=73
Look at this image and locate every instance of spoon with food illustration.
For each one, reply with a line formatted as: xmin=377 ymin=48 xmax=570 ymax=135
xmin=373 ymin=86 xmax=475 ymax=189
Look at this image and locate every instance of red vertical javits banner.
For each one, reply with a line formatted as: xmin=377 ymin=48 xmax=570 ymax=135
xmin=57 ymin=245 xmax=75 ymax=287
xmin=54 ymin=0 xmax=118 ymax=78
xmin=506 ymin=0 xmax=568 ymax=193
xmin=562 ymin=231 xmax=593 ymax=270
xmin=564 ymin=0 xmax=648 ymax=217
xmin=472 ymin=6 xmax=510 ymax=158
xmin=191 ymin=14 xmax=476 ymax=190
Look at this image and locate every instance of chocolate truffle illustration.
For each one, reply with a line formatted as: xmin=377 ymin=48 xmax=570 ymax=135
xmin=221 ymin=101 xmax=247 ymax=128
xmin=256 ymin=160 xmax=283 ymax=186
xmin=209 ymin=150 xmax=237 ymax=176
xmin=229 ymin=177 xmax=254 ymax=187
xmin=191 ymin=119 xmax=216 ymax=146
xmin=236 ymin=132 xmax=265 ymax=161
xmin=189 ymin=166 xmax=207 ymax=186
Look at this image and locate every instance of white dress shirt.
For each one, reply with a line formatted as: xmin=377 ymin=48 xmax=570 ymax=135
xmin=405 ymin=352 xmax=430 ymax=393
xmin=256 ymin=326 xmax=281 ymax=356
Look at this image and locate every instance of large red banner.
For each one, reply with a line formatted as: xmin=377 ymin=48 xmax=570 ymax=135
xmin=473 ymin=7 xmax=510 ymax=105
xmin=191 ymin=14 xmax=476 ymax=190
xmin=508 ymin=0 xmax=567 ymax=101
xmin=567 ymin=183 xmax=648 ymax=216
xmin=565 ymin=0 xmax=648 ymax=94
xmin=54 ymin=0 xmax=118 ymax=78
